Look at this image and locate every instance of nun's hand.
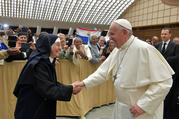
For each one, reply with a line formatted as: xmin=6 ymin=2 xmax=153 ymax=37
xmin=72 ymin=81 xmax=82 ymax=95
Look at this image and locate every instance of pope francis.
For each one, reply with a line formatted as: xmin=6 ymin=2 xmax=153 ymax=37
xmin=77 ymin=19 xmax=174 ymax=119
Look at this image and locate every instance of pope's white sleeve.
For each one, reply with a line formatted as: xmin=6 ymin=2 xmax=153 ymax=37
xmin=83 ymin=54 xmax=113 ymax=89
xmin=137 ymin=78 xmax=172 ymax=115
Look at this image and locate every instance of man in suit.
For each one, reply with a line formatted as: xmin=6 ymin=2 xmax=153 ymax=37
xmin=154 ymin=27 xmax=178 ymax=59
xmin=155 ymin=27 xmax=179 ymax=119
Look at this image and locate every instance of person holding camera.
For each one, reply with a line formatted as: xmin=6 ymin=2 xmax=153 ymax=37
xmin=5 ymin=32 xmax=35 ymax=62
xmin=0 ymin=36 xmax=20 ymax=60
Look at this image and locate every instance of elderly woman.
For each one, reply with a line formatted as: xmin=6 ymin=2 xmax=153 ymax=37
xmin=73 ymin=37 xmax=92 ymax=64
xmin=13 ymin=34 xmax=81 ymax=119
xmin=88 ymin=35 xmax=105 ymax=64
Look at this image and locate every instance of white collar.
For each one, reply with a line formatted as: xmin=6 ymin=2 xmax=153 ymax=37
xmin=163 ymin=40 xmax=170 ymax=45
xmin=49 ymin=57 xmax=54 ymax=63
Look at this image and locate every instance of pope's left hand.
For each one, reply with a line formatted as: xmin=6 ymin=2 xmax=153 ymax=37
xmin=130 ymin=104 xmax=144 ymax=117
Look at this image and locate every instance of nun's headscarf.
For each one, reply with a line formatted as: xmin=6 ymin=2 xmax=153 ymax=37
xmin=88 ymin=35 xmax=98 ymax=48
xmin=29 ymin=34 xmax=59 ymax=61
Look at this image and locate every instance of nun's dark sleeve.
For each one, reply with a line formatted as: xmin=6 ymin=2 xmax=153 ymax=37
xmin=33 ymin=63 xmax=73 ymax=101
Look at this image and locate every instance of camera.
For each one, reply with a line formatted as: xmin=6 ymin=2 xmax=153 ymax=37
xmin=21 ymin=43 xmax=30 ymax=52
xmin=8 ymin=35 xmax=17 ymax=47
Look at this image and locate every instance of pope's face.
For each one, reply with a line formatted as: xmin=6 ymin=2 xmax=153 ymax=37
xmin=50 ymin=42 xmax=61 ymax=58
xmin=108 ymin=23 xmax=125 ymax=48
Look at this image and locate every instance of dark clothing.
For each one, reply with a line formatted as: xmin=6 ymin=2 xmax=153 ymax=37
xmin=27 ymin=34 xmax=33 ymax=42
xmin=154 ymin=41 xmax=178 ymax=59
xmin=101 ymin=48 xmax=110 ymax=58
xmin=14 ymin=59 xmax=72 ymax=119
xmin=167 ymin=54 xmax=179 ymax=119
xmin=66 ymin=38 xmax=73 ymax=47
xmin=5 ymin=48 xmax=33 ymax=62
xmin=14 ymin=34 xmax=73 ymax=119
xmin=155 ymin=41 xmax=179 ymax=119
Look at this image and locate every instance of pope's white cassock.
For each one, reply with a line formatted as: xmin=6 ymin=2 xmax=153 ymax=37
xmin=83 ymin=35 xmax=174 ymax=119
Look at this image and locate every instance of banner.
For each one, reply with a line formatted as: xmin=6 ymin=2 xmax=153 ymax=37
xmin=76 ymin=27 xmax=101 ymax=44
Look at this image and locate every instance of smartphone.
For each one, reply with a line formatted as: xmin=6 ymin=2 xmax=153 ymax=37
xmin=66 ymin=38 xmax=73 ymax=47
xmin=8 ymin=35 xmax=17 ymax=47
xmin=21 ymin=43 xmax=30 ymax=52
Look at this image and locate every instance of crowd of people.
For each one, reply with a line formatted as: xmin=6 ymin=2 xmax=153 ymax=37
xmin=0 ymin=27 xmax=116 ymax=65
xmin=0 ymin=19 xmax=179 ymax=119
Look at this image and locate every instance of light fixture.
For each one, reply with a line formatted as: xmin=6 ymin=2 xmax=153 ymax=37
xmin=3 ymin=24 xmax=9 ymax=28
xmin=0 ymin=0 xmax=135 ymax=25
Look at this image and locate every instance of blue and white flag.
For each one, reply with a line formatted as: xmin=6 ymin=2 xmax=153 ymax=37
xmin=76 ymin=27 xmax=101 ymax=44
xmin=0 ymin=41 xmax=8 ymax=50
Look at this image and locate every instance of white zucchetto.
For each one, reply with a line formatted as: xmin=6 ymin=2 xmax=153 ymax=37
xmin=113 ymin=19 xmax=132 ymax=30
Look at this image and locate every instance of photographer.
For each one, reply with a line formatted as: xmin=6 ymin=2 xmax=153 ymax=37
xmin=5 ymin=32 xmax=35 ymax=62
xmin=0 ymin=36 xmax=20 ymax=60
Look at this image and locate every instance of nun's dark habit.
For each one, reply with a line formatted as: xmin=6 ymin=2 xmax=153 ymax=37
xmin=14 ymin=34 xmax=73 ymax=119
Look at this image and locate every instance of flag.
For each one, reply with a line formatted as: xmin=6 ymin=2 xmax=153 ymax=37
xmin=76 ymin=27 xmax=101 ymax=44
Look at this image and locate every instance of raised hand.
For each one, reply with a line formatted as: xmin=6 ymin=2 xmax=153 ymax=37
xmin=29 ymin=41 xmax=36 ymax=50
xmin=69 ymin=44 xmax=74 ymax=52
xmin=7 ymin=47 xmax=20 ymax=56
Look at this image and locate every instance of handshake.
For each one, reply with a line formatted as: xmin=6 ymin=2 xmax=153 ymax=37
xmin=71 ymin=81 xmax=85 ymax=95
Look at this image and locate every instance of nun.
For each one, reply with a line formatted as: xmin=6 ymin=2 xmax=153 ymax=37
xmin=13 ymin=34 xmax=81 ymax=119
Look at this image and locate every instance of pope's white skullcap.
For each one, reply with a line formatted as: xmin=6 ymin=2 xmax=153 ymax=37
xmin=113 ymin=19 xmax=132 ymax=30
